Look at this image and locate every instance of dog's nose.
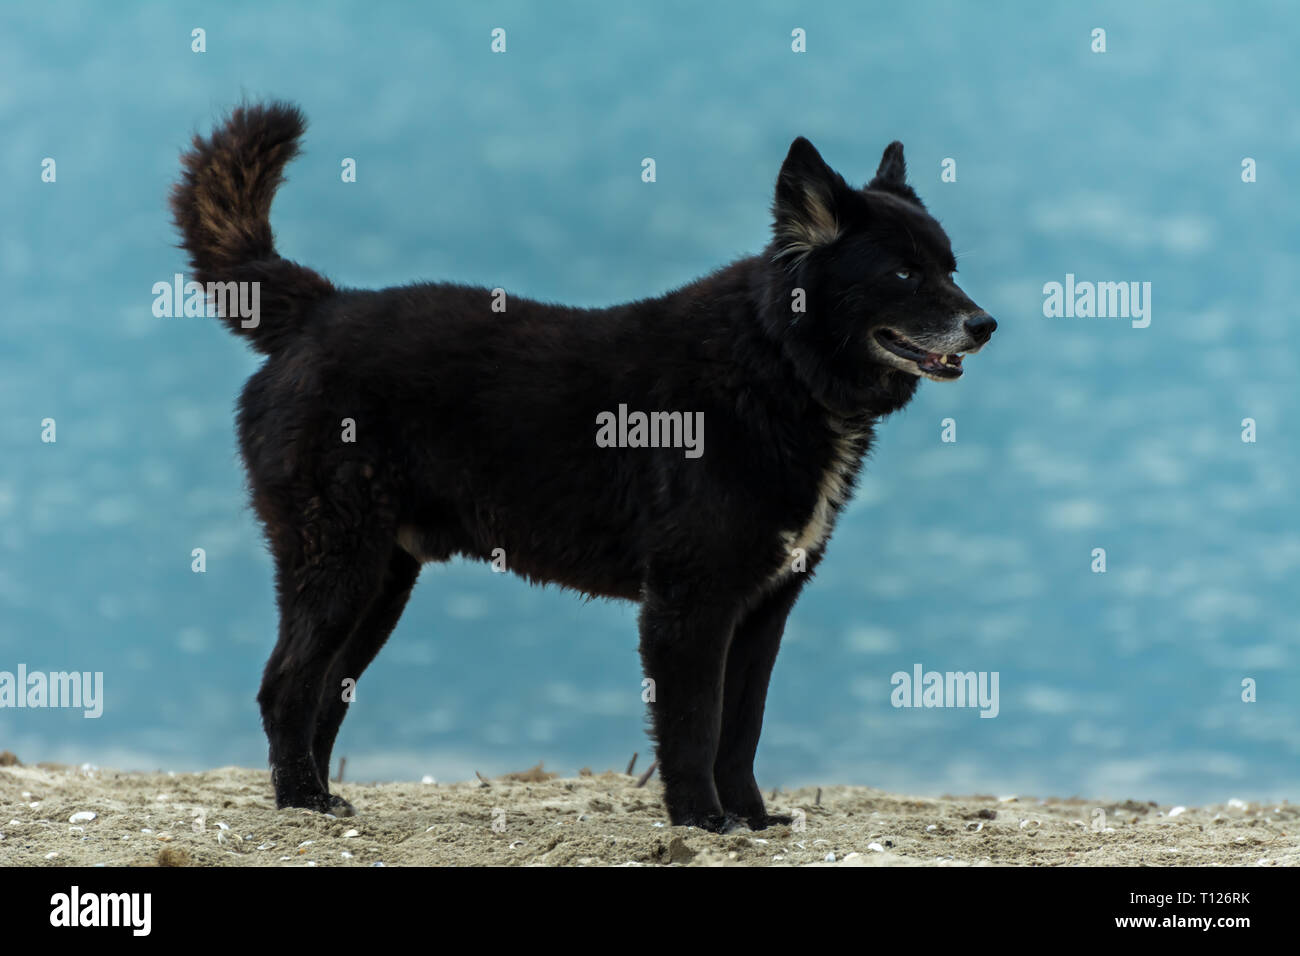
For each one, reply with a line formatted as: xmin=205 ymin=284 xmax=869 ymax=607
xmin=963 ymin=313 xmax=997 ymax=344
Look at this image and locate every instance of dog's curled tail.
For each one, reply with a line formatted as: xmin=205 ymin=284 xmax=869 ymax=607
xmin=170 ymin=101 xmax=333 ymax=354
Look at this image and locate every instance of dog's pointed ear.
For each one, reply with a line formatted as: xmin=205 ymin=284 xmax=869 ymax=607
xmin=772 ymin=137 xmax=850 ymax=264
xmin=871 ymin=141 xmax=907 ymax=187
xmin=867 ymin=140 xmax=925 ymax=207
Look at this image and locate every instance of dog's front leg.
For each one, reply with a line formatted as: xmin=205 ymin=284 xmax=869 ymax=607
xmin=638 ymin=582 xmax=738 ymax=832
xmin=714 ymin=576 xmax=804 ymax=829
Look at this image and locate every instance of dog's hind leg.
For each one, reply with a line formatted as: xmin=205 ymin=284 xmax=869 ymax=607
xmin=714 ymin=576 xmax=804 ymax=830
xmin=310 ymin=547 xmax=422 ymax=808
xmin=257 ymin=510 xmax=396 ymax=814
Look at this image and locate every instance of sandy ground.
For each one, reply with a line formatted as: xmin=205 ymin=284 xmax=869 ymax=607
xmin=1 ymin=754 xmax=1296 ymax=866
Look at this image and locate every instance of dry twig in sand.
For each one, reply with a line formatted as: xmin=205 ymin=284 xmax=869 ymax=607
xmin=635 ymin=760 xmax=658 ymax=787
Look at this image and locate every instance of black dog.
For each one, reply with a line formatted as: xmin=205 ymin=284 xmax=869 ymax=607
xmin=171 ymin=102 xmax=994 ymax=832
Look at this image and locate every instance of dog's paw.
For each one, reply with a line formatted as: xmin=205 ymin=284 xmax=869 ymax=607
xmin=720 ymin=814 xmax=757 ymax=834
xmin=675 ymin=812 xmax=743 ymax=834
xmin=747 ymin=813 xmax=793 ymax=830
xmin=326 ymin=794 xmax=357 ymax=817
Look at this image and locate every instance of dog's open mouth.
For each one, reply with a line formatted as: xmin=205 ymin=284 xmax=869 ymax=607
xmin=874 ymin=329 xmax=964 ymax=379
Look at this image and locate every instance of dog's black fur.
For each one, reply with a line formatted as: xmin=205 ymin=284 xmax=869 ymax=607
xmin=172 ymin=102 xmax=995 ymax=831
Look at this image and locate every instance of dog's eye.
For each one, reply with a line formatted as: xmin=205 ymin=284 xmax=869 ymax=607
xmin=895 ymin=270 xmax=911 ymax=280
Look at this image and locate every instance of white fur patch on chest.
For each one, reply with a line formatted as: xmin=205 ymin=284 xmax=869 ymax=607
xmin=396 ymin=524 xmax=430 ymax=563
xmin=779 ymin=419 xmax=865 ymax=562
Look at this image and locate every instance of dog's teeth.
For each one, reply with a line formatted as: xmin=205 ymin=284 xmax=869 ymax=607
xmin=938 ymin=355 xmax=949 ymax=365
